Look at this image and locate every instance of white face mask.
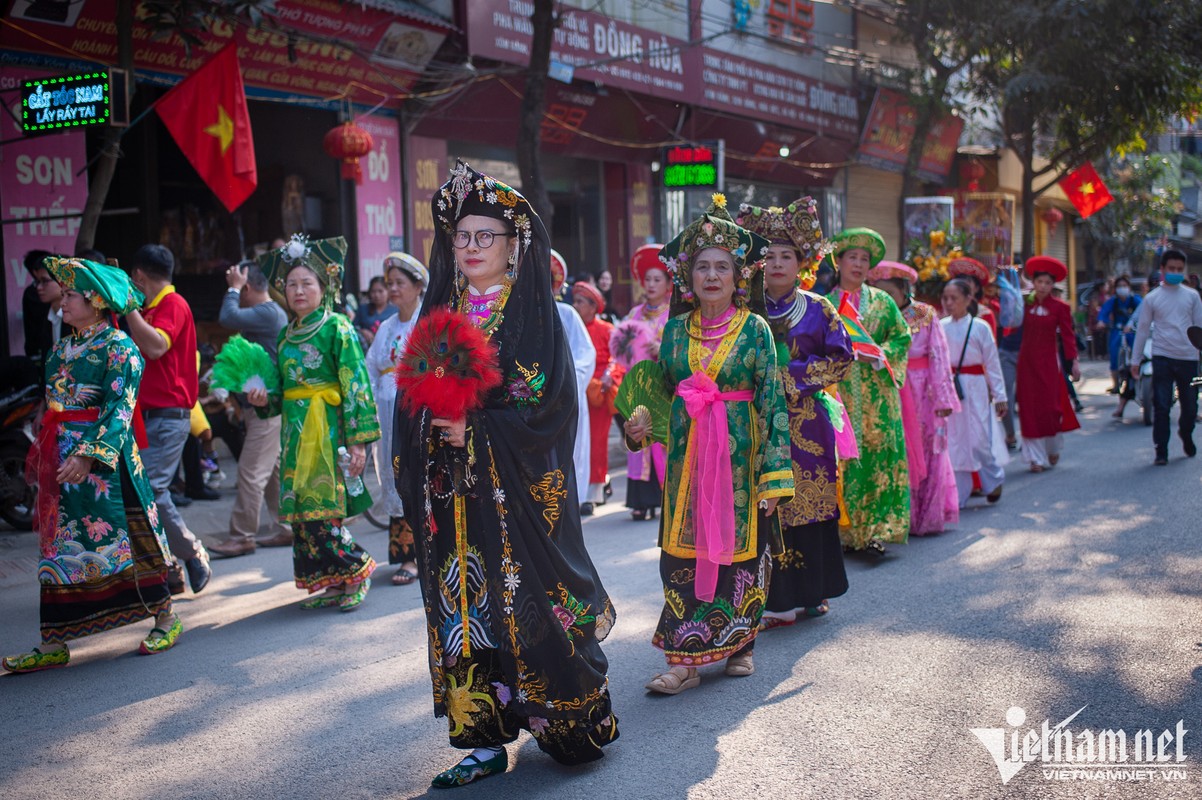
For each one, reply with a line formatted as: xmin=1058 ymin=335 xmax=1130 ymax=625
xmin=1116 ymin=286 xmax=1131 ymax=298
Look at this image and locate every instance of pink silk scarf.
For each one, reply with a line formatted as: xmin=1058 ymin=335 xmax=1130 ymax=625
xmin=676 ymin=371 xmax=753 ymax=602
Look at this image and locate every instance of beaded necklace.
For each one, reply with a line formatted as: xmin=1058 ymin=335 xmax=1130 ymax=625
xmin=686 ymin=304 xmax=740 ymax=342
xmin=285 ymin=308 xmax=330 ymax=344
xmin=455 ymin=278 xmax=512 ymax=338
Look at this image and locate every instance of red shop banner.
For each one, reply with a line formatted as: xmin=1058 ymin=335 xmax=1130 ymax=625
xmin=857 ymin=88 xmax=963 ymax=182
xmin=4 ymin=0 xmax=448 ymax=101
xmin=466 ymin=0 xmax=859 ymax=138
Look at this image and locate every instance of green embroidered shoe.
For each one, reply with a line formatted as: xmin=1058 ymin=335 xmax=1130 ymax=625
xmin=300 ymin=592 xmax=345 ymax=610
xmin=139 ymin=615 xmax=183 ymax=655
xmin=2 ymin=646 xmax=70 ymax=674
xmin=430 ymin=749 xmax=508 ymax=789
xmin=339 ymin=578 xmax=371 ymax=612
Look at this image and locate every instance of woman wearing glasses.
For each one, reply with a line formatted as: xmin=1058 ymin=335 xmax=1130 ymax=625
xmin=365 ymin=252 xmax=427 ymax=586
xmin=394 ymin=162 xmax=618 ymax=787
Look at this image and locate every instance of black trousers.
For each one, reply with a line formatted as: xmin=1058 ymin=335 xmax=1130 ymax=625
xmin=1151 ymin=356 xmax=1198 ymax=457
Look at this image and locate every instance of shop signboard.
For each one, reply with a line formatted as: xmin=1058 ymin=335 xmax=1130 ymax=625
xmin=4 ymin=0 xmax=448 ymax=102
xmin=354 ymin=115 xmax=404 ymax=288
xmin=21 ymin=71 xmax=111 ymax=134
xmin=857 ymin=88 xmax=963 ymax=182
xmin=465 ymin=0 xmax=858 ymax=136
xmin=405 ymin=136 xmax=448 ymax=266
xmin=469 ymin=0 xmax=690 ymax=103
xmin=0 ymin=66 xmax=90 ymax=356
xmin=662 ymin=142 xmax=723 ymax=189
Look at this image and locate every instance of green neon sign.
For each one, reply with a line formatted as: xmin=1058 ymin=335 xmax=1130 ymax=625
xmin=21 ymin=72 xmax=112 ymax=134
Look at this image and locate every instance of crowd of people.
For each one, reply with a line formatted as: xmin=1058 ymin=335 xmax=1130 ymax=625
xmin=7 ymin=164 xmax=1202 ymax=789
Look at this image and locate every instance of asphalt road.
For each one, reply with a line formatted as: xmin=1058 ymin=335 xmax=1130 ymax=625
xmin=1 ymin=364 xmax=1199 ymax=799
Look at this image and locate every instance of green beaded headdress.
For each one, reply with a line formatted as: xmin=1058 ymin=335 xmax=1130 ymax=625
xmin=44 ymin=256 xmax=144 ymax=314
xmin=828 ymin=227 xmax=886 ymax=267
xmin=659 ymin=193 xmax=770 ymax=311
xmin=735 ymin=196 xmax=831 ymax=280
xmin=260 ymin=234 xmax=348 ymax=309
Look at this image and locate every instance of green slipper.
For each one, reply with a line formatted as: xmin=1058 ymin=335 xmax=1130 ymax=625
xmin=431 ymin=748 xmax=508 ymax=789
xmin=2 ymin=646 xmax=71 ymax=673
xmin=300 ymin=592 xmax=345 ymax=610
xmin=139 ymin=615 xmax=183 ymax=655
xmin=339 ymin=578 xmax=371 ymax=612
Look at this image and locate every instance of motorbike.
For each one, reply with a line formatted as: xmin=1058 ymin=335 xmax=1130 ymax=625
xmin=0 ymin=382 xmax=39 ymax=531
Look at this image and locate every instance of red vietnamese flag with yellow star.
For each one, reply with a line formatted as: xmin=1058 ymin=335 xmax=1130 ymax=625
xmin=155 ymin=44 xmax=257 ymax=211
xmin=1058 ymin=162 xmax=1114 ymax=219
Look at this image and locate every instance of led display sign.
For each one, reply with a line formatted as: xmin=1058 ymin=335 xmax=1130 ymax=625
xmin=21 ymin=72 xmax=112 ymax=134
xmin=663 ymin=143 xmax=723 ymax=188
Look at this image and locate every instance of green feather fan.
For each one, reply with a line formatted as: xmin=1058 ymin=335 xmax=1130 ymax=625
xmin=211 ymin=335 xmax=280 ymax=395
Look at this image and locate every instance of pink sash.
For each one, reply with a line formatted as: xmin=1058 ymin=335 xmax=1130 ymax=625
xmin=676 ymin=372 xmax=754 ymax=602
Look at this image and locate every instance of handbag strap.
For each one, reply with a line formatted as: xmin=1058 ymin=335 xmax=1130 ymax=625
xmin=956 ymin=315 xmax=973 ymax=372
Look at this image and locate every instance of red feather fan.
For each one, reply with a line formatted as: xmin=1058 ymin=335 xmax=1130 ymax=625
xmin=395 ymin=308 xmax=503 ymax=419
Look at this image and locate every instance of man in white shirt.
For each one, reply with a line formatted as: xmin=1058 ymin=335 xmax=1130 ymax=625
xmin=1131 ymin=249 xmax=1202 ymax=465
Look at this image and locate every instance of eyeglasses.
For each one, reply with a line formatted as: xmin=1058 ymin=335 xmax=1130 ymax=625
xmin=452 ymin=230 xmax=508 ymax=249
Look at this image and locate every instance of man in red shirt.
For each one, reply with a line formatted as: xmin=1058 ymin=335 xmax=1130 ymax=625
xmin=126 ymin=244 xmax=211 ymax=593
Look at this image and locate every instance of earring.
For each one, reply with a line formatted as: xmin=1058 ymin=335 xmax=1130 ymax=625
xmin=508 ymin=250 xmax=517 ymax=265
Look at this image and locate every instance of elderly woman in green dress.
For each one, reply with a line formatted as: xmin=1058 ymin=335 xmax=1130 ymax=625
xmin=624 ymin=194 xmax=794 ymax=694
xmin=247 ymin=236 xmax=380 ymax=610
xmin=825 ymin=228 xmax=912 ymax=555
xmin=4 ymin=257 xmax=181 ymax=673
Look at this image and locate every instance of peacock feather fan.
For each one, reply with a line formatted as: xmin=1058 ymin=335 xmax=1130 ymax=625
xmin=211 ymin=335 xmax=280 ymax=395
xmin=395 ymin=307 xmax=503 ymax=419
xmin=609 ymin=319 xmax=659 ymax=370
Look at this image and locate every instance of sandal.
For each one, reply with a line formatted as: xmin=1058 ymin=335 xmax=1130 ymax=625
xmin=631 ymin=509 xmax=647 ymax=521
xmin=645 ymin=666 xmax=700 ymax=695
xmin=725 ymin=652 xmax=755 ymax=677
xmin=139 ymin=615 xmax=183 ymax=655
xmin=2 ymin=645 xmax=70 ymax=673
xmin=804 ymin=600 xmax=830 ymax=617
xmin=865 ymin=540 xmax=887 ymax=557
xmin=391 ymin=567 xmax=417 ymax=586
xmin=339 ymin=578 xmax=371 ymax=612
xmin=1049 ymin=454 xmax=1060 ymax=466
xmin=301 ymin=591 xmax=345 ymax=610
xmin=758 ymin=615 xmax=795 ymax=631
xmin=431 ymin=748 xmax=508 ymax=789
xmin=1029 ymin=464 xmax=1044 ymax=473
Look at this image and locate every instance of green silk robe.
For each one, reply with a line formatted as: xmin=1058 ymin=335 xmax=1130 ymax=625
xmin=262 ymin=310 xmax=380 ymax=522
xmin=40 ymin=322 xmax=170 ymax=584
xmin=826 ymin=285 xmax=912 ymax=548
xmin=658 ymin=309 xmax=795 ymax=561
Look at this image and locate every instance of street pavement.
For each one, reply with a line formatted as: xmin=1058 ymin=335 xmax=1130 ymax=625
xmin=1 ymin=362 xmax=1199 ymax=799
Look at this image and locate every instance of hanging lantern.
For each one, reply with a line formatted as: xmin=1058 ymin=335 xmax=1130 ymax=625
xmin=1040 ymin=206 xmax=1064 ymax=238
xmin=323 ymin=120 xmax=374 ymax=184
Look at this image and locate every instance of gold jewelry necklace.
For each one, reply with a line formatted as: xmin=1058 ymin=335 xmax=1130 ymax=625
xmin=285 ymin=308 xmax=330 ymax=344
xmin=686 ymin=309 xmax=739 ymax=342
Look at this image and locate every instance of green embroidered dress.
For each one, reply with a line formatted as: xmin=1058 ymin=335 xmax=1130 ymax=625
xmin=261 ymin=309 xmax=380 ymax=591
xmin=826 ymin=285 xmax=912 ymax=548
xmin=38 ymin=322 xmax=173 ymax=643
xmin=647 ymin=308 xmax=794 ymax=666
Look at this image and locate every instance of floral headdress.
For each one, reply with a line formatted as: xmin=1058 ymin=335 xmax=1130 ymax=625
xmin=260 ymin=233 xmax=348 ymax=310
xmin=735 ymin=196 xmax=831 ymax=286
xmin=44 ymin=256 xmax=144 ymax=314
xmin=659 ymin=193 xmax=770 ymax=310
xmin=433 ymin=160 xmax=535 ymax=255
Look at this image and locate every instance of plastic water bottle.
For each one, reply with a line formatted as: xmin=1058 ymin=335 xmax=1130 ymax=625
xmin=337 ymin=446 xmax=365 ymax=497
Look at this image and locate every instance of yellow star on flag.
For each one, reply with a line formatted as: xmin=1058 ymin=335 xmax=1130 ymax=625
xmin=204 ymin=104 xmax=234 ymax=154
xmin=1079 ymin=181 xmax=1095 ymax=196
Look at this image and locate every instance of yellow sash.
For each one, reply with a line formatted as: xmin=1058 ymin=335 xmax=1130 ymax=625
xmin=285 ymin=382 xmax=341 ymax=506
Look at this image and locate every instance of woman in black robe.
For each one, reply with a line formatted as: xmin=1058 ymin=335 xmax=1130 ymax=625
xmin=394 ymin=161 xmax=618 ymax=788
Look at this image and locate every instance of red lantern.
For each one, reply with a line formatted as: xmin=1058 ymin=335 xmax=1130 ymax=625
xmin=323 ymin=120 xmax=374 ymax=184
xmin=1040 ymin=206 xmax=1064 ymax=238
